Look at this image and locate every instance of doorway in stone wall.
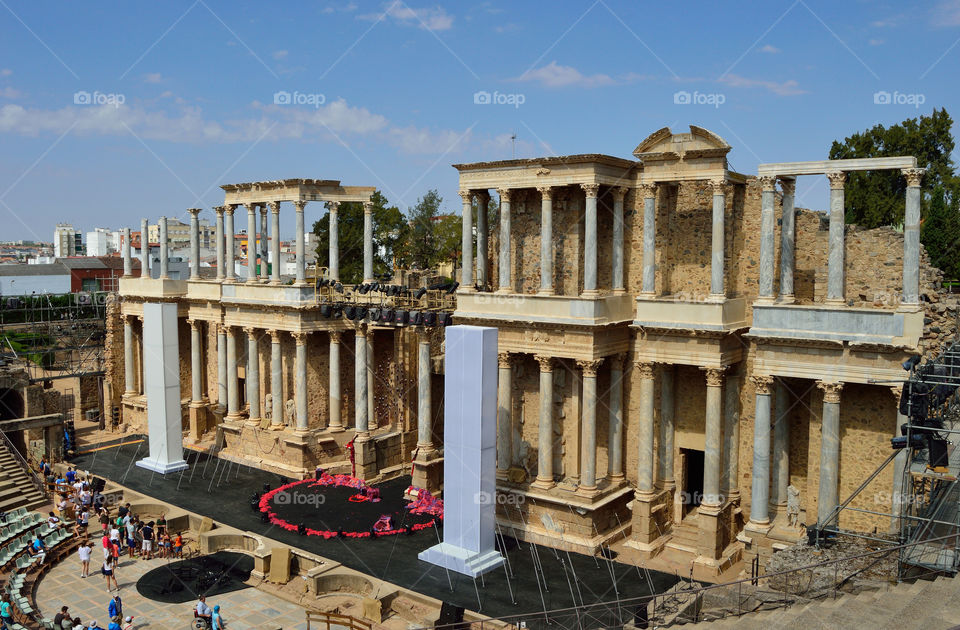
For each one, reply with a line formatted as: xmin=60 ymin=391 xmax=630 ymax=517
xmin=679 ymin=448 xmax=704 ymax=519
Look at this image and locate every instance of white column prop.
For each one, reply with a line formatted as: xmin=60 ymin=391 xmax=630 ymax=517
xmin=136 ymin=302 xmax=188 ymax=474
xmin=419 ymin=325 xmax=504 ymax=577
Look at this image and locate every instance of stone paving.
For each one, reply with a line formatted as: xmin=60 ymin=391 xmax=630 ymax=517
xmin=35 ymin=550 xmax=315 ymax=630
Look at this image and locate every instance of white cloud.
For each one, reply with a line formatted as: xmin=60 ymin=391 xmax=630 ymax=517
xmin=322 ymin=2 xmax=358 ymax=14
xmin=0 ymin=87 xmax=21 ymax=99
xmin=272 ymin=50 xmax=288 ymax=60
xmin=719 ymin=73 xmax=807 ymax=96
xmin=932 ymin=0 xmax=960 ymax=26
xmin=758 ymin=44 xmax=780 ymax=54
xmin=143 ymin=73 xmax=163 ymax=84
xmin=514 ymin=61 xmax=615 ymax=88
xmin=871 ymin=15 xmax=902 ymax=28
xmin=387 ymin=125 xmax=470 ymax=154
xmin=361 ymin=1 xmax=454 ymax=31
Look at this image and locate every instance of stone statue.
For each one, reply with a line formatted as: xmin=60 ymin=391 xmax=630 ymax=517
xmin=787 ymin=484 xmax=801 ymax=530
xmin=264 ymin=394 xmax=273 ymax=419
xmin=284 ymin=399 xmax=296 ymax=424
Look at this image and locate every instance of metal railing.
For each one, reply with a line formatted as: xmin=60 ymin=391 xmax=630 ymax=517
xmin=0 ymin=430 xmax=47 ymax=500
xmin=306 ymin=610 xmax=372 ymax=630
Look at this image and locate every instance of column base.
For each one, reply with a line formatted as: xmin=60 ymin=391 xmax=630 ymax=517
xmin=630 ymin=489 xmax=670 ymax=546
xmin=531 ymin=477 xmax=555 ymax=490
xmin=537 ymin=288 xmax=555 ymax=296
xmin=495 ymin=287 xmax=512 ymax=294
xmin=269 ymin=423 xmax=285 ymax=431
xmin=824 ymin=297 xmax=845 ymax=306
xmin=459 ymin=285 xmax=476 ymax=293
xmin=327 ymin=424 xmax=345 ymax=433
xmin=707 ymin=293 xmax=725 ymax=303
xmin=580 ymin=289 xmax=600 ymax=298
xmin=755 ymin=296 xmax=776 ymax=305
xmin=136 ymin=458 xmax=188 ymax=475
xmin=412 ymin=454 xmax=443 ymax=494
xmin=353 ymin=435 xmax=378 ymax=481
xmin=612 ymin=288 xmax=626 ymax=295
xmin=188 ymin=403 xmax=207 ymax=441
xmin=576 ymin=484 xmax=599 ymax=498
xmin=638 ymin=291 xmax=656 ymax=299
xmin=777 ymin=294 xmax=795 ymax=305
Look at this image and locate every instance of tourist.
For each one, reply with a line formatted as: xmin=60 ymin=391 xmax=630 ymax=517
xmin=121 ymin=616 xmax=133 ymax=630
xmin=53 ymin=606 xmax=70 ymax=628
xmin=195 ymin=596 xmax=212 ymax=625
xmin=212 ymin=604 xmax=225 ymax=629
xmin=158 ymin=532 xmax=171 ymax=559
xmin=101 ymin=533 xmax=112 ymax=561
xmin=80 ymin=486 xmax=92 ymax=509
xmin=86 ymin=620 xmax=103 ymax=630
xmin=101 ymin=556 xmax=118 ymax=592
xmin=66 ymin=467 xmax=76 ymax=484
xmin=156 ymin=512 xmax=167 ymax=538
xmin=77 ymin=507 xmax=89 ymax=535
xmin=48 ymin=511 xmax=62 ymax=530
xmin=172 ymin=532 xmax=183 ymax=558
xmin=0 ymin=595 xmax=12 ymax=630
xmin=31 ymin=535 xmax=46 ymax=564
xmin=109 ymin=523 xmax=121 ymax=551
xmin=117 ymin=503 xmax=129 ymax=519
xmin=140 ymin=520 xmax=154 ymax=560
xmin=125 ymin=516 xmax=137 ymax=559
xmin=98 ymin=507 xmax=110 ymax=532
xmin=78 ymin=540 xmax=92 ymax=578
xmin=70 ymin=618 xmax=83 ymax=630
xmin=106 ymin=617 xmax=120 ymax=630
xmin=107 ymin=594 xmax=122 ymax=620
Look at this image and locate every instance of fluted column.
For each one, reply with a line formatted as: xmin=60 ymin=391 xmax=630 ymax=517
xmin=578 ymin=359 xmax=602 ymax=494
xmin=417 ymin=335 xmax=433 ymax=449
xmin=538 ymin=186 xmax=554 ymax=294
xmin=778 ymin=178 xmax=796 ymax=302
xmin=607 ymin=353 xmax=626 ymax=481
xmin=709 ymin=179 xmax=726 ymax=298
xmin=659 ymin=364 xmax=676 ymax=490
xmin=259 ymin=204 xmax=269 ymax=281
xmin=224 ymin=206 xmax=236 ymax=281
xmin=187 ymin=208 xmax=201 ymax=280
xmin=245 ymin=327 xmax=260 ymax=423
xmin=826 ymin=171 xmax=846 ymax=304
xmin=772 ymin=380 xmax=790 ymax=510
xmin=497 ymin=189 xmax=512 ymax=293
xmin=476 ymin=190 xmax=489 ymax=289
xmin=122 ymin=228 xmax=132 ymax=277
xmin=293 ymin=331 xmax=308 ymax=430
xmin=640 ymin=183 xmax=657 ymax=295
xmin=902 ymin=168 xmax=925 ymax=305
xmin=268 ymin=202 xmax=281 ymax=284
xmin=216 ymin=325 xmax=226 ymax=410
xmin=758 ymin=176 xmax=776 ymax=301
xmin=817 ymin=381 xmax=843 ymax=526
xmin=123 ymin=316 xmax=135 ymax=395
xmin=749 ymin=375 xmax=774 ymax=525
xmin=189 ymin=320 xmax=202 ymax=403
xmin=244 ymin=204 xmax=257 ymax=282
xmin=636 ymin=361 xmax=656 ymax=494
xmin=533 ymin=355 xmax=555 ymax=488
xmin=225 ymin=326 xmax=240 ymax=420
xmin=582 ymin=183 xmax=599 ymax=295
xmin=363 ymin=201 xmax=375 ymax=283
xmin=723 ymin=375 xmax=741 ymax=501
xmin=496 ymin=352 xmax=514 ymax=478
xmin=703 ymin=368 xmax=724 ymax=506
xmin=328 ymin=201 xmax=340 ymax=282
xmin=328 ymin=332 xmax=342 ymax=431
xmin=612 ymin=187 xmax=627 ymax=293
xmin=459 ymin=190 xmax=474 ymax=290
xmin=294 ymin=201 xmax=306 ymax=284
xmin=354 ymin=324 xmax=368 ymax=434
xmin=140 ymin=218 xmax=150 ymax=278
xmin=214 ymin=207 xmax=225 ymax=281
xmin=270 ymin=330 xmax=283 ymax=428
xmin=158 ymin=216 xmax=169 ymax=279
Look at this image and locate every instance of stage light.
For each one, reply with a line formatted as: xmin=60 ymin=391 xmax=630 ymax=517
xmin=415 ymin=288 xmax=427 ymax=300
xmin=409 ymin=311 xmax=422 ymax=326
xmin=380 ymin=308 xmax=393 ymax=323
xmin=394 ymin=310 xmax=408 ymax=325
xmin=446 ymin=282 xmax=459 ymax=294
xmin=249 ymin=493 xmax=261 ymax=511
xmin=438 ymin=313 xmax=451 ymax=326
xmin=334 ymin=282 xmax=343 ymax=293
xmin=263 ymin=483 xmax=271 ymax=493
xmin=320 ymin=304 xmax=332 ymax=317
xmin=357 ymin=307 xmax=368 ymax=319
xmin=423 ymin=312 xmax=436 ymax=326
xmin=903 ymin=355 xmax=921 ymax=371
xmin=332 ymin=305 xmax=342 ymax=318
xmin=344 ymin=306 xmax=356 ymax=320
xmin=371 ymin=283 xmax=380 ymax=292
xmin=370 ymin=308 xmax=381 ymax=321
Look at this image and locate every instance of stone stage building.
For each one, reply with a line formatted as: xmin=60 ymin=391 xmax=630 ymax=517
xmin=108 ymin=127 xmax=950 ymax=580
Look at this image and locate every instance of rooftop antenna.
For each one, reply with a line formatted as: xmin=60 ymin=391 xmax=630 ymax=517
xmin=511 ymin=131 xmax=517 ymax=158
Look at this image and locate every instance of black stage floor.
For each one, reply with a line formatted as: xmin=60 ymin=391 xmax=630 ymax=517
xmin=73 ymin=437 xmax=678 ymax=625
xmin=137 ymin=551 xmax=254 ymax=604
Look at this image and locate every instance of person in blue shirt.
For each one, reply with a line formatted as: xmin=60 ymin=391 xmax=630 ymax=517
xmin=31 ymin=536 xmax=46 ymax=564
xmin=212 ymin=604 xmax=224 ymax=630
xmin=107 ymin=595 xmax=121 ymax=620
xmin=65 ymin=468 xmax=76 ymax=484
xmin=0 ymin=594 xmax=13 ymax=629
xmin=107 ymin=616 xmax=121 ymax=630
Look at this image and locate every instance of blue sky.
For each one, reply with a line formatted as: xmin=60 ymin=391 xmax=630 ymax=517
xmin=1 ymin=0 xmax=959 ymax=242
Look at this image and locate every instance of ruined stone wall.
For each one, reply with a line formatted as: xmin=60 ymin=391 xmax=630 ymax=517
xmin=103 ymin=294 xmax=124 ymax=421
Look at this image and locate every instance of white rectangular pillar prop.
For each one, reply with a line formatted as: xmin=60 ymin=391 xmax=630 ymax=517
xmin=136 ymin=302 xmax=189 ymax=474
xmin=419 ymin=325 xmax=504 ymax=578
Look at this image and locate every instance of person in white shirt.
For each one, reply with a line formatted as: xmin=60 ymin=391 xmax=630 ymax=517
xmin=77 ymin=541 xmax=92 ymax=578
xmin=47 ymin=512 xmax=61 ymax=530
xmin=196 ymin=596 xmax=212 ymax=624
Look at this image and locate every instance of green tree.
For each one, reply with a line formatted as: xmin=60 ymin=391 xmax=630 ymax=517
xmin=829 ymin=108 xmax=956 ymax=227
xmin=404 ymin=189 xmax=443 ymax=270
xmin=921 ymin=183 xmax=960 ymax=280
xmin=433 ymin=214 xmax=463 ymax=268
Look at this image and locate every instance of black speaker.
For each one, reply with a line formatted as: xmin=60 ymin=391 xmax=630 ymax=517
xmin=438 ymin=602 xmax=465 ymax=626
xmin=91 ymin=477 xmax=106 ymax=493
xmin=409 ymin=311 xmax=422 ymax=326
xmin=394 ymin=310 xmax=408 ymax=325
xmin=380 ymin=309 xmax=393 ymax=323
xmin=930 ymin=438 xmax=949 ymax=467
xmin=423 ymin=312 xmax=436 ymax=326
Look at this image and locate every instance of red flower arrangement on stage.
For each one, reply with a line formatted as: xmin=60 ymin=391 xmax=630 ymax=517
xmin=258 ymin=473 xmax=443 ymax=539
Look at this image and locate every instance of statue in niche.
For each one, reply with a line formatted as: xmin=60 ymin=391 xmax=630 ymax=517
xmin=787 ymin=484 xmax=801 ymax=530
xmin=264 ymin=394 xmax=273 ymax=419
xmin=284 ymin=398 xmax=296 ymax=425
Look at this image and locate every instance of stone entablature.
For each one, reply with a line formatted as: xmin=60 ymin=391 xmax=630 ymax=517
xmin=221 ymin=179 xmax=375 ymax=205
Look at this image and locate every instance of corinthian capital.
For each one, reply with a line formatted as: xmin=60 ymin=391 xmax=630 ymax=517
xmin=638 ymin=182 xmax=657 ymax=198
xmin=635 ymin=361 xmax=655 ymax=380
xmin=709 ymin=178 xmax=727 ymax=195
xmin=458 ymin=189 xmax=473 ymax=203
xmin=759 ymin=176 xmax=777 ymax=192
xmin=703 ymin=367 xmax=726 ymax=387
xmin=580 ymin=183 xmax=600 ymax=198
xmin=902 ymin=168 xmax=925 ymax=188
xmin=826 ymin=171 xmax=846 ymax=190
xmin=293 ymin=200 xmax=307 ymax=213
xmin=612 ymin=186 xmax=628 ymax=202
xmin=534 ymin=354 xmax=553 ymax=372
xmin=497 ymin=188 xmax=512 ymax=203
xmin=268 ymin=201 xmax=281 ymax=214
xmin=576 ymin=359 xmax=603 ymax=377
xmin=778 ymin=177 xmax=796 ymax=196
xmin=817 ymin=381 xmax=844 ymax=403
xmin=751 ymin=375 xmax=774 ymax=395
xmin=537 ymin=186 xmax=553 ymax=201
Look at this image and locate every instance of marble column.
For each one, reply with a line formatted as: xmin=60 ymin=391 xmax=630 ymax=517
xmin=123 ymin=316 xmax=135 ymax=395
xmin=612 ymin=187 xmax=627 ymax=293
xmin=245 ymin=327 xmax=260 ymax=423
xmin=659 ymin=364 xmax=675 ymax=490
xmin=366 ymin=329 xmax=375 ymax=427
xmin=476 ymin=190 xmax=489 ymax=289
xmin=259 ymin=204 xmax=269 ymax=281
xmin=533 ymin=355 xmax=555 ymax=488
xmin=270 ymin=330 xmax=283 ymax=428
xmin=188 ymin=208 xmax=201 ymax=280
xmin=902 ymin=168 xmax=925 ymax=305
xmin=328 ymin=201 xmax=340 ymax=282
xmin=122 ymin=228 xmax=132 ymax=277
xmin=140 ymin=218 xmax=150 ymax=278
xmin=459 ymin=190 xmax=474 ymax=289
xmin=293 ymin=331 xmax=308 ymax=431
xmin=158 ymin=216 xmax=169 ymax=279
xmin=224 ymin=206 xmax=236 ymax=282
xmin=640 ymin=183 xmax=657 ymax=295
xmin=245 ymin=203 xmax=257 ymax=283
xmin=723 ymin=375 xmax=741 ymax=501
xmin=496 ymin=353 xmax=514 ymax=478
xmin=363 ymin=201 xmax=375 ymax=283
xmin=189 ymin=320 xmax=202 ymax=403
xmin=890 ymin=386 xmax=908 ymax=532
xmin=749 ymin=375 xmax=773 ymax=525
xmin=417 ymin=336 xmax=433 ymax=449
xmin=817 ymin=381 xmax=843 ymax=526
xmin=758 ymin=176 xmax=776 ymax=301
xmin=826 ymin=171 xmax=846 ymax=304
xmin=578 ymin=359 xmax=602 ymax=494
xmin=136 ymin=316 xmax=144 ymax=394
xmin=214 ymin=207 xmax=225 ymax=281
xmin=582 ymin=184 xmax=599 ymax=295
xmin=328 ymin=332 xmax=343 ymax=431
xmin=217 ymin=325 xmax=227 ymax=410
xmin=709 ymin=179 xmax=726 ymax=298
xmin=636 ymin=362 xmax=656 ymax=494
xmin=269 ymin=202 xmax=281 ymax=284
xmin=354 ymin=325 xmax=368 ymax=434
xmin=703 ymin=368 xmax=724 ymax=506
xmin=778 ymin=178 xmax=796 ymax=302
xmin=294 ymin=201 xmax=307 ymax=284
xmin=607 ymin=353 xmax=626 ymax=481
xmin=538 ymin=186 xmax=554 ymax=295
xmin=225 ymin=326 xmax=240 ymax=420
xmin=497 ymin=189 xmax=512 ymax=293
xmin=772 ymin=379 xmax=790 ymax=510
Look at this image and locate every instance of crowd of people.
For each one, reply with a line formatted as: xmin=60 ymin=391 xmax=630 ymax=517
xmin=48 ymin=597 xmax=134 ymax=630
